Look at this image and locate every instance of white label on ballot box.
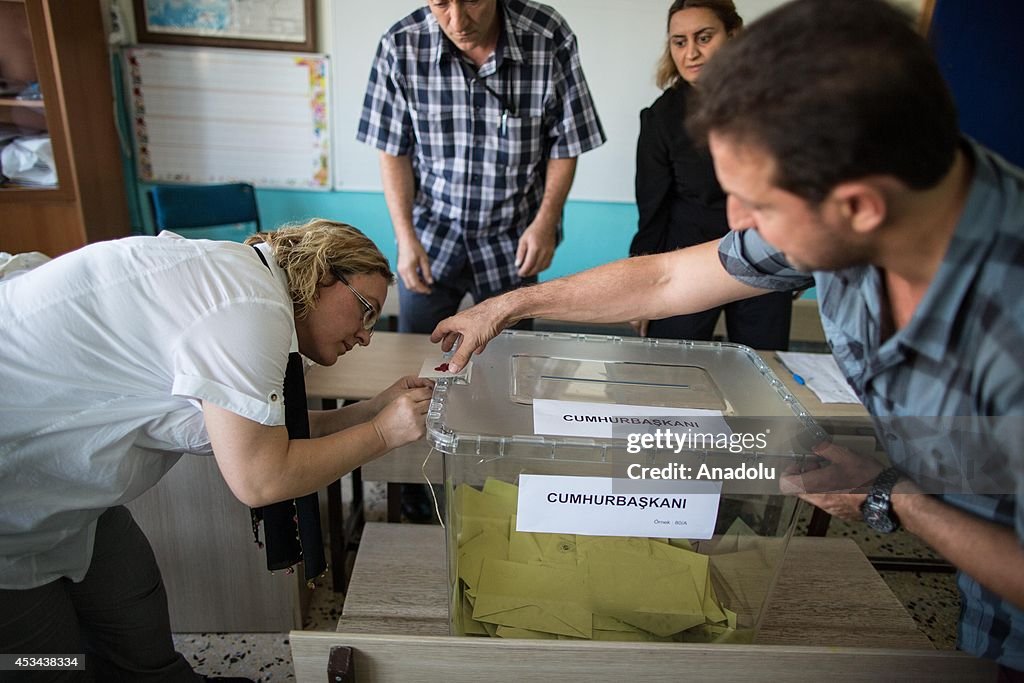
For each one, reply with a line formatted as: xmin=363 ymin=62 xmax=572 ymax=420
xmin=532 ymin=398 xmax=729 ymax=439
xmin=516 ymin=474 xmax=722 ymax=540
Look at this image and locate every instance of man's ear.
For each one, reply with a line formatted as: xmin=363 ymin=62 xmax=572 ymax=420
xmin=830 ymin=181 xmax=887 ymax=235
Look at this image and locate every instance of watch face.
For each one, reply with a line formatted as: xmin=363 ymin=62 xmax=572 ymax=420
xmin=864 ymin=504 xmax=897 ymax=534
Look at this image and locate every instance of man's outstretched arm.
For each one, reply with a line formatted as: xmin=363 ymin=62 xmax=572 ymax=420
xmin=432 ymin=239 xmax=770 ymax=371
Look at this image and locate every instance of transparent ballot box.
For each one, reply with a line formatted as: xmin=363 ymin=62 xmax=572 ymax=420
xmin=426 ymin=331 xmax=822 ymax=644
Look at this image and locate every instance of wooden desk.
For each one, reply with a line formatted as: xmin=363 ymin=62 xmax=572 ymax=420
xmin=305 ymin=331 xmax=435 ymax=401
xmin=290 ymin=523 xmax=993 ymax=681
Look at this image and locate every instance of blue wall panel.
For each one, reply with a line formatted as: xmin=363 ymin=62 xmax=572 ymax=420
xmin=136 ymin=183 xmax=637 ymax=283
xmin=929 ymin=0 xmax=1024 ymax=167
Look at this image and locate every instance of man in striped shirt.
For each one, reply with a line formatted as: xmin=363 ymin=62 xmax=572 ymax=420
xmin=358 ymin=0 xmax=606 ymax=333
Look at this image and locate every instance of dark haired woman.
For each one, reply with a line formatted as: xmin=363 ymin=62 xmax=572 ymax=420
xmin=631 ymin=0 xmax=792 ymax=348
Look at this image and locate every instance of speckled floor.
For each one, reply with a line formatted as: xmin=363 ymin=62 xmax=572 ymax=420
xmin=174 ymin=482 xmax=961 ymax=681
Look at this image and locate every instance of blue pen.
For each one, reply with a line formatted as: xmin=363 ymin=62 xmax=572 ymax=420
xmin=791 ymin=373 xmax=806 ymax=385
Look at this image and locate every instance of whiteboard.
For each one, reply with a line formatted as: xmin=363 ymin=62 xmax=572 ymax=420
xmin=329 ymin=0 xmax=791 ymax=202
xmin=124 ymin=45 xmax=332 ymax=190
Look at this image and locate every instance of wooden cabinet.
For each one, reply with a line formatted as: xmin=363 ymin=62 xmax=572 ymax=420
xmin=0 ymin=0 xmax=128 ymax=257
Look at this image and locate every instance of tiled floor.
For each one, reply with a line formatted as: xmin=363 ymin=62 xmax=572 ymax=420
xmin=174 ymin=485 xmax=961 ymax=681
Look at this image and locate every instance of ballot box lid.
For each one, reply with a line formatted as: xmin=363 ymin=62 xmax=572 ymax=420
xmin=426 ymin=331 xmax=823 ymax=463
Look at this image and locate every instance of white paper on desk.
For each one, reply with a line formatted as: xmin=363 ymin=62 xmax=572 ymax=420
xmin=532 ymin=398 xmax=727 ymax=439
xmin=776 ymin=352 xmax=861 ymax=404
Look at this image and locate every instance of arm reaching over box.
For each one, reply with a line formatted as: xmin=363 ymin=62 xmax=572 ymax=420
xmin=431 ymin=240 xmax=767 ymax=372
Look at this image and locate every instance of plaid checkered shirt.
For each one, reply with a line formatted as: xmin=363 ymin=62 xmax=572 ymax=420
xmin=357 ymin=0 xmax=605 ymax=298
xmin=719 ymin=138 xmax=1024 ymax=669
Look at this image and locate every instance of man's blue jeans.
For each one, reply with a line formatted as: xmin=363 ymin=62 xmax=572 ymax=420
xmin=397 ymin=262 xmax=535 ymax=334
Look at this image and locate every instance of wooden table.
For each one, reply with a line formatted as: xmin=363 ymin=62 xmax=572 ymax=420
xmin=289 ymin=523 xmax=993 ymax=682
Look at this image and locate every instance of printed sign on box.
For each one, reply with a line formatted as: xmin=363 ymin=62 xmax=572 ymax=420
xmin=516 ymin=474 xmax=723 ymax=540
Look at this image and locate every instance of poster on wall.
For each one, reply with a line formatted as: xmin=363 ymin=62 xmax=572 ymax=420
xmin=133 ymin=0 xmax=316 ymax=52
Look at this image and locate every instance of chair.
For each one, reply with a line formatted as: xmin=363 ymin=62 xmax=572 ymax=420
xmin=147 ymin=183 xmax=261 ymax=241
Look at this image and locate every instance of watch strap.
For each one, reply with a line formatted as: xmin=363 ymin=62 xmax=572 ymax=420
xmin=871 ymin=467 xmax=902 ymax=498
xmin=863 ymin=466 xmax=902 ymax=532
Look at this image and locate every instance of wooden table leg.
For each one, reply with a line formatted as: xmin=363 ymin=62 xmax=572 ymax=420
xmin=323 ymin=398 xmax=369 ymax=592
xmin=326 ymin=478 xmax=346 ymax=592
xmin=807 ymin=506 xmax=832 ymax=536
xmin=387 ymin=483 xmax=402 ymax=523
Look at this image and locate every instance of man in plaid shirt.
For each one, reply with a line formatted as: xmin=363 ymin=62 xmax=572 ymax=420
xmin=357 ymin=0 xmax=605 ymax=333
xmin=432 ymin=0 xmax=1024 ymax=673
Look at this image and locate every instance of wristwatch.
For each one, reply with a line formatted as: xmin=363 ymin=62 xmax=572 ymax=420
xmin=861 ymin=467 xmax=902 ymax=533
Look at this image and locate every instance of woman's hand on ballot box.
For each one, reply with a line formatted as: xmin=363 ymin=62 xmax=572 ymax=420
xmin=367 ymin=375 xmax=434 ymax=416
xmin=370 ymin=377 xmax=434 ymax=451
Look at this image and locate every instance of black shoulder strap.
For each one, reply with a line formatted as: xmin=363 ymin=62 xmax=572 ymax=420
xmin=248 ymin=244 xmax=327 ymax=584
xmin=252 ymin=244 xmax=270 ymax=269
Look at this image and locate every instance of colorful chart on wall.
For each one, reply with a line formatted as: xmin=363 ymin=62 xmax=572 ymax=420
xmin=124 ymin=45 xmax=330 ymax=190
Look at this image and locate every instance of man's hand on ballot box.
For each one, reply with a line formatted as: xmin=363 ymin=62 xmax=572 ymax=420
xmin=431 ymin=296 xmax=512 ymax=373
xmin=780 ymin=441 xmax=885 ymax=522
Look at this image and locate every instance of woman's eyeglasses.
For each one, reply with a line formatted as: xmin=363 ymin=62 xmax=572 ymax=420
xmin=329 ymin=266 xmax=379 ymax=332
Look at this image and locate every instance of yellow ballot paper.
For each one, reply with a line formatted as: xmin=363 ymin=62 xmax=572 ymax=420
xmin=648 ymin=536 xmax=726 ymax=624
xmin=483 ymin=478 xmax=520 ymax=514
xmin=458 ymin=530 xmax=509 ymax=592
xmin=592 ymin=614 xmax=643 ymax=633
xmin=714 ymin=516 xmax=761 ymax=553
xmin=495 ymin=625 xmax=558 ymax=640
xmin=710 ymin=549 xmax=773 ymax=624
xmin=456 ymin=483 xmax=516 ymax=520
xmin=460 ymin=515 xmax=508 ymax=545
xmin=587 ymin=549 xmax=706 ymax=636
xmin=702 ymin=568 xmax=728 ymax=625
xmin=508 ymin=516 xmax=577 ymax=567
xmin=575 ymin=535 xmax=655 ymax=560
xmin=461 ymin=596 xmax=489 ymax=635
xmin=472 ymin=558 xmax=593 ymax=639
xmin=669 ymin=538 xmax=695 ymax=551
xmin=453 ymin=480 xmax=753 ymax=643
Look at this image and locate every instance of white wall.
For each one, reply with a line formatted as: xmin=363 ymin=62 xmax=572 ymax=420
xmin=115 ymin=0 xmax=927 ymax=202
xmin=326 ymin=0 xmax=923 ymax=202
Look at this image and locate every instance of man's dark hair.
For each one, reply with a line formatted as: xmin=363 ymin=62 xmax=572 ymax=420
xmin=688 ymin=0 xmax=959 ymax=204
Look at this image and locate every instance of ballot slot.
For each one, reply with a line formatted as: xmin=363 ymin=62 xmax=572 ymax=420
xmin=509 ymin=355 xmax=729 ymax=412
xmin=427 ymin=331 xmax=817 ymax=645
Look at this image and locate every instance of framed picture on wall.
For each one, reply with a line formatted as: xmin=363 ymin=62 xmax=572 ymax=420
xmin=133 ymin=0 xmax=316 ymax=52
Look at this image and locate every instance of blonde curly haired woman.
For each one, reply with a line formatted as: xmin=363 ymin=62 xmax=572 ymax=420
xmin=0 ymin=219 xmax=432 ymax=681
